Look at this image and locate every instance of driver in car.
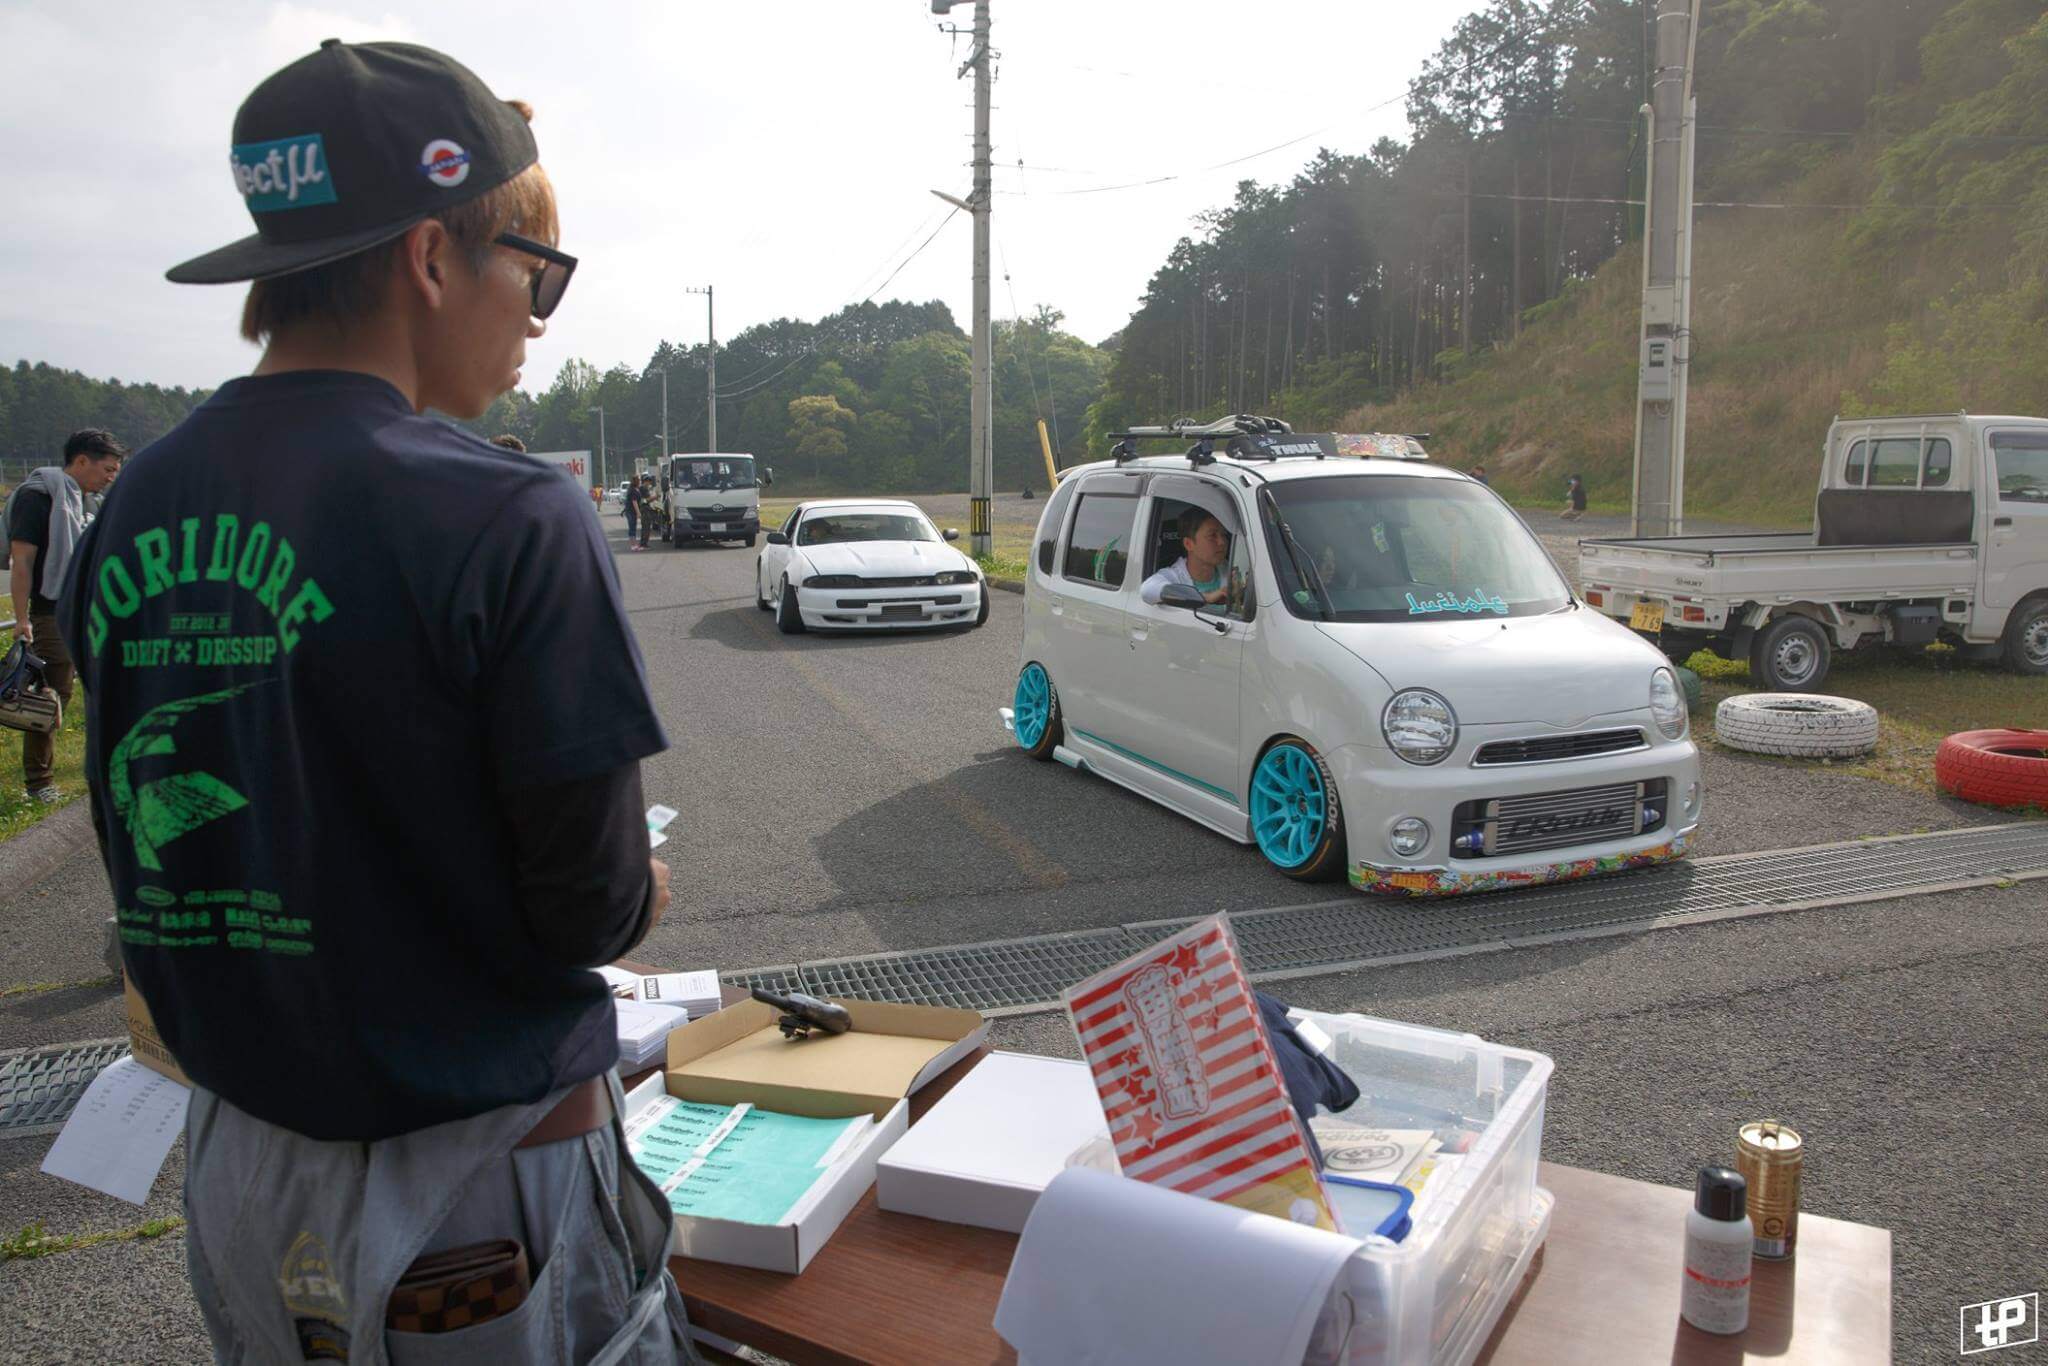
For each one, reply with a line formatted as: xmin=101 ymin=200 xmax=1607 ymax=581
xmin=1141 ymin=508 xmax=1239 ymax=607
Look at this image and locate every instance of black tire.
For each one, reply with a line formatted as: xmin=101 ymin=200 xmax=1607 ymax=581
xmin=776 ymin=577 xmax=806 ymax=634
xmin=1248 ymin=738 xmax=1349 ymax=883
xmin=972 ymin=586 xmax=990 ymax=628
xmin=744 ymin=532 xmax=758 ymax=549
xmin=2003 ymin=595 xmax=2048 ymax=676
xmin=1749 ymin=615 xmax=1831 ymax=692
xmin=755 ymin=562 xmax=773 ymax=611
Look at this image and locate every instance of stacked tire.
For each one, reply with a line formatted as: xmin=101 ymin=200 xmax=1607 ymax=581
xmin=1714 ymin=694 xmax=1879 ymax=759
xmin=1934 ymin=730 xmax=2048 ymax=810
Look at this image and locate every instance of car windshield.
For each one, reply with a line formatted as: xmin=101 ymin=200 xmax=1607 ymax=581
xmin=672 ymin=456 xmax=756 ymax=490
xmin=1261 ymin=475 xmax=1571 ymax=621
xmin=798 ymin=511 xmax=936 ymax=546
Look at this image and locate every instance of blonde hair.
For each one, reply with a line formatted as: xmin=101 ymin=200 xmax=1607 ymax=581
xmin=240 ymin=102 xmax=557 ymax=343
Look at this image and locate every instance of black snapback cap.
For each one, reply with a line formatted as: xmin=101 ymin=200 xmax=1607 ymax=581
xmin=167 ymin=39 xmax=537 ymax=285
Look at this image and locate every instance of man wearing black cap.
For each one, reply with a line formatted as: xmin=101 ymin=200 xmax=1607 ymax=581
xmin=62 ymin=40 xmax=694 ymax=1362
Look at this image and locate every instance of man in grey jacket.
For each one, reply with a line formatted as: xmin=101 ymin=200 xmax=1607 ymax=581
xmin=5 ymin=428 xmax=123 ymax=800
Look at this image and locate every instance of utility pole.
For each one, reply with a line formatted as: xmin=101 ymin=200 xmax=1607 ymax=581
xmin=1630 ymin=0 xmax=1700 ymax=536
xmin=660 ymin=368 xmax=668 ymax=471
xmin=593 ymin=406 xmax=606 ymax=488
xmin=934 ymin=0 xmax=995 ymax=559
xmin=685 ymin=286 xmax=717 ymax=453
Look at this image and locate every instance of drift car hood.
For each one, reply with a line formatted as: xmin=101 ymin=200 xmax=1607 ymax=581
xmin=1315 ymin=605 xmax=1664 ymax=727
xmin=798 ymin=541 xmax=975 ymax=579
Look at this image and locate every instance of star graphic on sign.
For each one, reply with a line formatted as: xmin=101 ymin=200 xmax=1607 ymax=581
xmin=173 ymin=641 xmax=194 ymax=664
xmin=1169 ymin=944 xmax=1204 ymax=976
xmin=1188 ymin=978 xmax=1218 ymax=1007
xmin=1129 ymin=1109 xmax=1165 ymax=1148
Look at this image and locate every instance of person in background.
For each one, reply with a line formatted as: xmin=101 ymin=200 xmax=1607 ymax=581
xmin=1562 ymin=473 xmax=1587 ymax=521
xmin=638 ymin=474 xmax=656 ymax=549
xmin=1470 ymin=464 xmax=1489 ymax=485
xmin=623 ymin=472 xmax=640 ymax=546
xmin=489 ymin=433 xmax=526 ymax=452
xmin=65 ymin=39 xmax=692 ymax=1361
xmin=4 ymin=428 xmax=125 ymax=801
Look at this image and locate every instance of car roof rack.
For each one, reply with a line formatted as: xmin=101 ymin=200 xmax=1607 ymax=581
xmin=1110 ymin=414 xmax=1293 ymax=467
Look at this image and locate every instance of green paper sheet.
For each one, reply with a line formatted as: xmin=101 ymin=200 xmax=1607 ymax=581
xmin=626 ymin=1098 xmax=872 ymax=1225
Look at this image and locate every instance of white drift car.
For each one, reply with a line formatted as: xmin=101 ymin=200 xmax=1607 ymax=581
xmin=756 ymin=499 xmax=988 ymax=633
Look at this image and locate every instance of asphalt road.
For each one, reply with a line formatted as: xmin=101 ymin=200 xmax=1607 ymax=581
xmin=2 ymin=504 xmax=2040 ymax=1364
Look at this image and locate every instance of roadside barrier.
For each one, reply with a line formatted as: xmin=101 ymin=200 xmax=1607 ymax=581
xmin=1934 ymin=729 xmax=2048 ymax=810
xmin=1714 ymin=693 xmax=1879 ymax=759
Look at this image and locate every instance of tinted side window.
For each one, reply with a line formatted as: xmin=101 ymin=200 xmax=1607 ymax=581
xmin=1870 ymin=438 xmax=1921 ymax=487
xmin=1923 ymin=439 xmax=1952 ymax=487
xmin=1843 ymin=440 xmax=1867 ymax=485
xmin=1992 ymin=432 xmax=2048 ymax=503
xmin=1035 ymin=478 xmax=1080 ymax=575
xmin=781 ymin=507 xmax=801 ymax=536
xmin=1064 ymin=494 xmax=1138 ymax=587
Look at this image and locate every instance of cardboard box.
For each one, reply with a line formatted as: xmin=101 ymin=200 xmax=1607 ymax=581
xmin=876 ymin=1051 xmax=1109 ymax=1234
xmin=123 ymin=977 xmax=191 ymax=1088
xmin=639 ymin=996 xmax=986 ymax=1273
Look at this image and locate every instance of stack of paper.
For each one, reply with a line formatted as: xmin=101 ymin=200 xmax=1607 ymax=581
xmin=615 ymin=996 xmax=689 ymax=1069
xmin=598 ymin=965 xmax=723 ymax=1019
xmin=624 ymin=1095 xmax=872 ymax=1225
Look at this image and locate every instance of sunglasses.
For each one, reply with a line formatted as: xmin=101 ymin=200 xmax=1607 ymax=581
xmin=494 ymin=232 xmax=577 ymax=320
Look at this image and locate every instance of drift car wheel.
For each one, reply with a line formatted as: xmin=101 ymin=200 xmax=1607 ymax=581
xmin=756 ymin=562 xmax=773 ymax=611
xmin=1012 ymin=663 xmax=1062 ymax=759
xmin=776 ymin=577 xmax=807 ymax=635
xmin=1248 ymin=738 xmax=1347 ymax=881
xmin=1714 ymin=693 xmax=1878 ymax=759
xmin=1935 ymin=729 xmax=2048 ymax=809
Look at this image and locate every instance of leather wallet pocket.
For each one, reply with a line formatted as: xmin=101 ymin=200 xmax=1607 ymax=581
xmin=386 ymin=1238 xmax=531 ymax=1334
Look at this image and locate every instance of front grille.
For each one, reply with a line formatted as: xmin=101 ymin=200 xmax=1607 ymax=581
xmin=835 ymin=595 xmax=961 ymax=609
xmin=1473 ymin=728 xmax=1646 ymax=766
xmin=854 ymin=575 xmax=943 ymax=588
xmin=687 ymin=507 xmax=750 ymax=520
xmin=1454 ymin=781 xmax=1657 ymax=858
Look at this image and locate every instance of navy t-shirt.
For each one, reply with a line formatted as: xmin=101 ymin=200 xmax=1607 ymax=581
xmin=61 ymin=371 xmax=667 ymax=1141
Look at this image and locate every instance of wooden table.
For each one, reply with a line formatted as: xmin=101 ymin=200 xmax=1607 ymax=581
xmin=641 ymin=1043 xmax=1890 ymax=1364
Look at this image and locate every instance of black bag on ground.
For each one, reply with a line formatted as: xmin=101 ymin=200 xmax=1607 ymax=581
xmin=0 ymin=640 xmax=61 ymax=735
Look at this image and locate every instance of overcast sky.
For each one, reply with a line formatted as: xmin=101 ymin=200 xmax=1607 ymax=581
xmin=0 ymin=1 xmax=1461 ymax=396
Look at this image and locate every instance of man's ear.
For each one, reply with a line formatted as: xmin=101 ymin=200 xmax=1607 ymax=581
xmin=397 ymin=219 xmax=457 ymax=310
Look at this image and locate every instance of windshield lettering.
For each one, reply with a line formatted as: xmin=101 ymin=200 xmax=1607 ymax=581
xmin=1406 ymin=589 xmax=1508 ymax=616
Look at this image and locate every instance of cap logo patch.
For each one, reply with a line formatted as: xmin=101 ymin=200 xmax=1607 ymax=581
xmin=420 ymin=139 xmax=472 ymax=187
xmin=229 ymin=135 xmax=336 ymax=212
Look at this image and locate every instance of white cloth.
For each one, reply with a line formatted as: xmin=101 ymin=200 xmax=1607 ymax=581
xmin=1138 ymin=555 xmax=1225 ymax=605
xmin=995 ymin=1167 xmax=1361 ymax=1366
xmin=2 ymin=466 xmax=85 ymax=599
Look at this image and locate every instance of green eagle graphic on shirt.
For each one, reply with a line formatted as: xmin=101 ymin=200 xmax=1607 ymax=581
xmin=107 ymin=683 xmax=264 ymax=871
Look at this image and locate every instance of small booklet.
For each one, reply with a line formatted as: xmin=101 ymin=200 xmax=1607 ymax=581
xmin=1308 ymin=1118 xmax=1438 ymax=1185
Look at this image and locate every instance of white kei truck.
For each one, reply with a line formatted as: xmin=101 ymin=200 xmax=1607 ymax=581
xmin=1579 ymin=414 xmax=2048 ymax=690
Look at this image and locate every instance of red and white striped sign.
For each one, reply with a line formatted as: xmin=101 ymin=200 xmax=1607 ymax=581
xmin=1065 ymin=915 xmax=1337 ymax=1232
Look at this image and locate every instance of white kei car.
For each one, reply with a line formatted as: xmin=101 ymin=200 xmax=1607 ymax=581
xmin=999 ymin=418 xmax=1704 ymax=895
xmin=756 ymin=499 xmax=989 ymax=633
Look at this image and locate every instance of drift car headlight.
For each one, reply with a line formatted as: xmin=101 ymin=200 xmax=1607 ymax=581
xmin=1649 ymin=667 xmax=1687 ymax=739
xmin=1382 ymin=690 xmax=1458 ymax=765
xmin=803 ymin=574 xmax=861 ymax=589
xmin=936 ymin=570 xmax=976 ymax=585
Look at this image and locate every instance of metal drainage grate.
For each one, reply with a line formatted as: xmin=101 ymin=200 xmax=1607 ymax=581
xmin=0 ymin=1039 xmax=132 ymax=1137
xmin=800 ymin=929 xmax=1140 ymax=1013
xmin=749 ymin=822 xmax=2048 ymax=1013
xmin=720 ymin=965 xmax=805 ymax=996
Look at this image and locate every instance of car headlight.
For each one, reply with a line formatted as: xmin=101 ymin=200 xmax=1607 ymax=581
xmin=1382 ymin=689 xmax=1458 ymax=765
xmin=1649 ymin=667 xmax=1687 ymax=739
xmin=802 ymin=574 xmax=861 ymax=589
xmin=936 ymin=570 xmax=976 ymax=585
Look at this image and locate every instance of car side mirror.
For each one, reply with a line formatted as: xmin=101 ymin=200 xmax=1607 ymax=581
xmin=1158 ymin=583 xmax=1208 ymax=611
xmin=943 ymin=528 xmax=960 ymax=542
xmin=762 ymin=468 xmax=774 ymax=486
xmin=1037 ymin=540 xmax=1055 ymax=574
xmin=766 ymin=531 xmax=789 ymax=546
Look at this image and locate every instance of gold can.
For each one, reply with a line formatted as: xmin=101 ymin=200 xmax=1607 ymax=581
xmin=1737 ymin=1119 xmax=1803 ymax=1259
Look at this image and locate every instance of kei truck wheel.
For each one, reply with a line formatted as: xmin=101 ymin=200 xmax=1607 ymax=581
xmin=1248 ymin=739 xmax=1348 ymax=882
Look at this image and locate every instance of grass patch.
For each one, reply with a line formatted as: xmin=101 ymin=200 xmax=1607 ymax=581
xmin=0 ymin=686 xmax=87 ymax=843
xmin=976 ymin=552 xmax=1029 ymax=583
xmin=0 ymin=975 xmax=116 ymax=999
xmin=1 ymin=1216 xmax=185 ymax=1263
xmin=1679 ymin=645 xmax=2046 ymax=798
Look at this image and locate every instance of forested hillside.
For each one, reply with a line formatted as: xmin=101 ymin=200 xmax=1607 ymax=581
xmin=1085 ymin=0 xmax=2048 ymax=522
xmin=0 ymin=362 xmax=209 ymax=473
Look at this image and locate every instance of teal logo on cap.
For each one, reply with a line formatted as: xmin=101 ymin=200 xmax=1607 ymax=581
xmin=229 ymin=134 xmax=336 ymax=212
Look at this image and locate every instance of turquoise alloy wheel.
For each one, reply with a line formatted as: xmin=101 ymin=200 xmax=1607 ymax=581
xmin=1250 ymin=743 xmax=1328 ymax=869
xmin=1013 ymin=664 xmax=1053 ymax=750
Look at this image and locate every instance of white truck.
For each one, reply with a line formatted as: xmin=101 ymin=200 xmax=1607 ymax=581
xmin=1579 ymin=414 xmax=2048 ymax=690
xmin=659 ymin=452 xmax=771 ymax=548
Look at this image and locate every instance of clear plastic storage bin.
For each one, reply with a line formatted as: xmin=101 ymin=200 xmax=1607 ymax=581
xmin=1293 ymin=1009 xmax=1554 ymax=1366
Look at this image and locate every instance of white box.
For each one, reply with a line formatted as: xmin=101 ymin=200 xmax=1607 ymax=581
xmin=622 ymin=1073 xmax=907 ymax=1275
xmin=876 ymin=1051 xmax=1108 ymax=1233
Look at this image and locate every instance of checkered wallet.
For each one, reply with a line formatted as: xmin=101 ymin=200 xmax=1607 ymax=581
xmin=385 ymin=1238 xmax=531 ymax=1334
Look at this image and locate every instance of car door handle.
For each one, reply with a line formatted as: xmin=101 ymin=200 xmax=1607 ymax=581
xmin=1993 ymin=516 xmax=2013 ymax=527
xmin=1128 ymin=625 xmax=1149 ymax=645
